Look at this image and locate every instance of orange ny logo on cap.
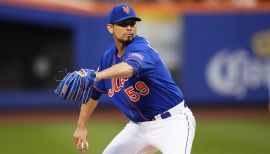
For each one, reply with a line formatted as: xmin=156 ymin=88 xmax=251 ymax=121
xmin=122 ymin=5 xmax=129 ymax=14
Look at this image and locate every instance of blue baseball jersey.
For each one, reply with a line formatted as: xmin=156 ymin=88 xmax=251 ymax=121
xmin=93 ymin=36 xmax=184 ymax=122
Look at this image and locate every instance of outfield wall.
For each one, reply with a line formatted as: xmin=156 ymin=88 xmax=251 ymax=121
xmin=182 ymin=13 xmax=270 ymax=104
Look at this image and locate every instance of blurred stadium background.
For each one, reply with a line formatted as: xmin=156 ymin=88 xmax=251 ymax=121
xmin=0 ymin=0 xmax=270 ymax=154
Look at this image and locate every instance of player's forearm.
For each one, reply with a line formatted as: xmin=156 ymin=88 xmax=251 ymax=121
xmin=77 ymin=98 xmax=99 ymax=128
xmin=96 ymin=62 xmax=133 ymax=81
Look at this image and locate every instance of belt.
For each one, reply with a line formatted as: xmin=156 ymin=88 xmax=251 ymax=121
xmin=151 ymin=102 xmax=187 ymax=121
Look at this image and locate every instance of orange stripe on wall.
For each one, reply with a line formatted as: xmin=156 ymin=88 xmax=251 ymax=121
xmin=0 ymin=0 xmax=270 ymax=16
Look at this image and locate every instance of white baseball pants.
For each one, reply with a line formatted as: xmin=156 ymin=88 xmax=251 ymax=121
xmin=103 ymin=103 xmax=196 ymax=154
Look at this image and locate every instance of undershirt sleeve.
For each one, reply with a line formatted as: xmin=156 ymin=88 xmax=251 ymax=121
xmin=90 ymin=86 xmax=103 ymax=100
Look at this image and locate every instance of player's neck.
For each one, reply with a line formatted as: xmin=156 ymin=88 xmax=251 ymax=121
xmin=115 ymin=42 xmax=126 ymax=57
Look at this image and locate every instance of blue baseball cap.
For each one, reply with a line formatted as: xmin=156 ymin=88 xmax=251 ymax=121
xmin=108 ymin=4 xmax=141 ymax=24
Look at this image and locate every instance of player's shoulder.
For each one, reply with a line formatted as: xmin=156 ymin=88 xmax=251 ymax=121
xmin=127 ymin=36 xmax=149 ymax=52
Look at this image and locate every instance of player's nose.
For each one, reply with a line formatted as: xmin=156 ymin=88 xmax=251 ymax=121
xmin=126 ymin=26 xmax=134 ymax=31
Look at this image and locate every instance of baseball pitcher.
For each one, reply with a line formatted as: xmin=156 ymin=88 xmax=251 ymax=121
xmin=55 ymin=4 xmax=196 ymax=154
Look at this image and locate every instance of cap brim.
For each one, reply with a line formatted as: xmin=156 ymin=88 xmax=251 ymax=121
xmin=112 ymin=16 xmax=141 ymax=24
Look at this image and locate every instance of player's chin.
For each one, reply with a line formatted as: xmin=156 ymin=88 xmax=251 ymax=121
xmin=123 ymin=36 xmax=134 ymax=42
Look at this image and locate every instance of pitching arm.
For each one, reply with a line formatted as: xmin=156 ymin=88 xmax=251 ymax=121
xmin=73 ymin=98 xmax=99 ymax=152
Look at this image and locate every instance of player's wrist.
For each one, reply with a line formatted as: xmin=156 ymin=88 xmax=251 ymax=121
xmin=76 ymin=123 xmax=88 ymax=130
xmin=95 ymin=72 xmax=103 ymax=81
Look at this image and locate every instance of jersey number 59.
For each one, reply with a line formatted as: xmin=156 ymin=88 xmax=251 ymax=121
xmin=124 ymin=81 xmax=149 ymax=102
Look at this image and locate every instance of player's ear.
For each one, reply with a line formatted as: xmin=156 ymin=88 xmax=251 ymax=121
xmin=107 ymin=24 xmax=113 ymax=34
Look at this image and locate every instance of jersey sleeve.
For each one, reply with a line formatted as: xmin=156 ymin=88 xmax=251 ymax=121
xmin=94 ymin=56 xmax=108 ymax=93
xmin=90 ymin=69 xmax=107 ymax=100
xmin=123 ymin=50 xmax=155 ymax=77
xmin=93 ymin=80 xmax=107 ymax=93
xmin=90 ymin=54 xmax=108 ymax=100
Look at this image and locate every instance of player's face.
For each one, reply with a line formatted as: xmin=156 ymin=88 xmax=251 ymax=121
xmin=107 ymin=19 xmax=137 ymax=43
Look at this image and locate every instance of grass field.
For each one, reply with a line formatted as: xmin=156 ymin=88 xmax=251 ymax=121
xmin=0 ymin=118 xmax=269 ymax=154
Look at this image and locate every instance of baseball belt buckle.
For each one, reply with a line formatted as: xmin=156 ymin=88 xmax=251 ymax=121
xmin=152 ymin=111 xmax=172 ymax=121
xmin=160 ymin=111 xmax=171 ymax=119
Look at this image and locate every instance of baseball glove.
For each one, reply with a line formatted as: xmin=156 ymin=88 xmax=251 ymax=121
xmin=54 ymin=69 xmax=96 ymax=104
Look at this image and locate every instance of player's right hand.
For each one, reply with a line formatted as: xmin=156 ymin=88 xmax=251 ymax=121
xmin=73 ymin=127 xmax=89 ymax=152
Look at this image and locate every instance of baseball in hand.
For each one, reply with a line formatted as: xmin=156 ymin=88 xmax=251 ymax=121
xmin=81 ymin=141 xmax=89 ymax=151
